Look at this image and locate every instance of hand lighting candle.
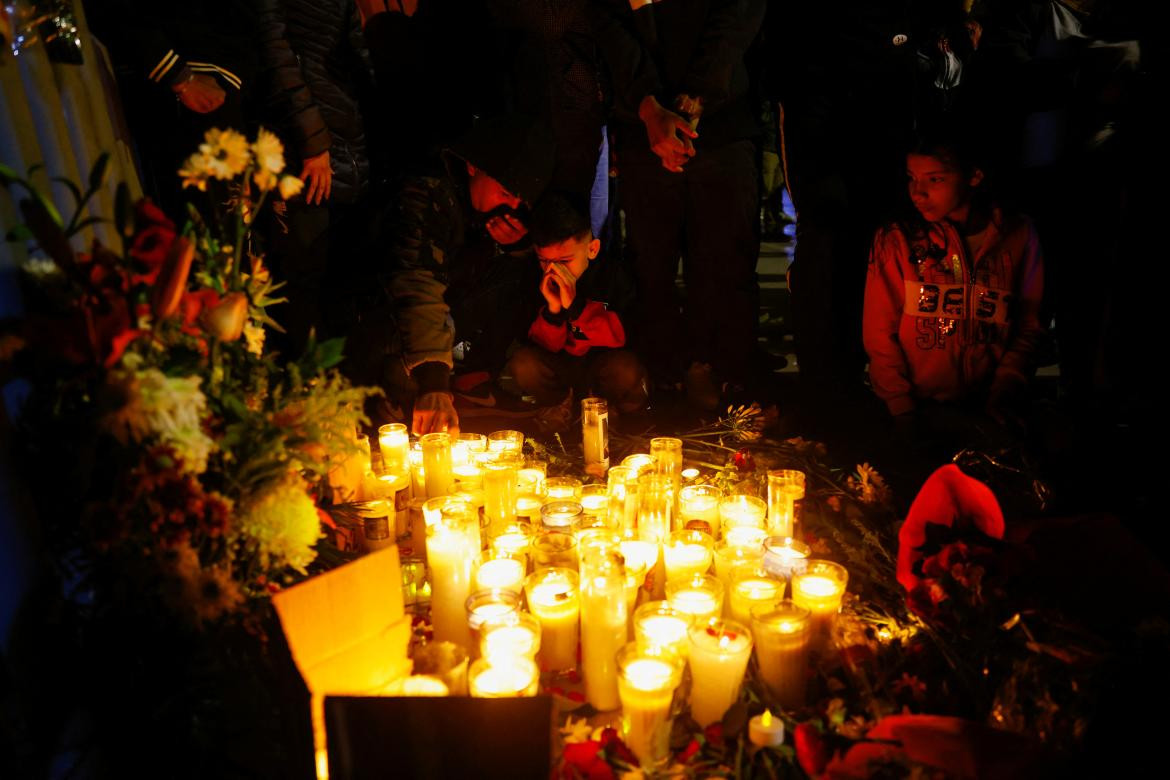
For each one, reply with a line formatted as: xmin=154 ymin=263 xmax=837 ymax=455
xmin=616 ymin=643 xmax=684 ymax=770
xmin=525 ymin=567 xmax=580 ymax=673
xmin=687 ymin=619 xmax=753 ymax=727
xmin=791 ymin=560 xmax=848 ymax=651
xmin=751 ymin=600 xmax=812 ymax=710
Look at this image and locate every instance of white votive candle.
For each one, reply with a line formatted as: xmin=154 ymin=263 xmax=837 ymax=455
xmin=525 ymin=567 xmax=580 ymax=673
xmin=617 ymin=643 xmax=684 ymax=770
xmin=749 ymin=709 xmax=786 ymax=748
xmin=687 ymin=618 xmax=753 ymax=727
xmin=665 ymin=574 xmax=724 ymax=626
xmin=469 ymin=656 xmax=539 ymax=697
xmin=728 ymin=571 xmax=785 ymax=626
xmin=663 ymin=529 xmax=714 ymax=583
xmin=791 ymin=560 xmax=848 ymax=651
xmin=475 ymin=554 xmax=525 ymax=594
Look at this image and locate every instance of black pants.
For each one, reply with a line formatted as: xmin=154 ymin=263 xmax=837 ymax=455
xmin=618 ymin=139 xmax=760 ymax=386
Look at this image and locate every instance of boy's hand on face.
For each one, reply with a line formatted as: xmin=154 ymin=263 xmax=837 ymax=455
xmin=540 ymin=271 xmax=564 ymax=314
xmin=542 ymin=263 xmax=577 ymax=313
xmin=486 ymin=212 xmax=528 ymax=246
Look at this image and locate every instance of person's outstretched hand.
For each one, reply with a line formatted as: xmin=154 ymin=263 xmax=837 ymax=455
xmin=301 ymin=151 xmax=333 ymax=205
xmin=639 ymin=96 xmax=697 ymax=173
xmin=173 ymin=73 xmax=225 ymax=114
xmin=412 ymin=391 xmax=459 ymax=435
xmin=486 ymin=212 xmax=528 ymax=246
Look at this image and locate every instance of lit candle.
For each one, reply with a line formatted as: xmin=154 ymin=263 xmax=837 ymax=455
xmin=474 ymin=553 xmax=525 ymax=594
xmin=532 ymin=530 xmax=578 ymax=571
xmin=579 ymin=484 xmax=611 ymax=521
xmin=679 ymin=484 xmax=721 ymax=537
xmin=540 ymin=500 xmax=583 ymax=531
xmin=663 ymin=529 xmax=714 ymax=583
xmin=766 ymin=469 xmax=805 ymax=537
xmin=724 ymin=525 xmax=769 ymax=549
xmin=469 ymin=656 xmax=539 ymax=697
xmin=713 ymin=540 xmax=766 ymax=595
xmin=409 ymin=442 xmax=426 ymax=499
xmin=426 ymin=503 xmax=481 ymax=649
xmin=719 ymin=495 xmax=767 ymax=538
xmin=376 ymin=471 xmax=412 ymax=539
xmin=650 ymin=437 xmax=683 ymax=520
xmin=490 ymin=523 xmax=535 ymax=568
xmin=606 ymin=465 xmax=638 ymax=533
xmin=453 ymin=462 xmax=484 ymax=490
xmin=751 ymin=601 xmax=812 ymax=710
xmin=378 ymin=423 xmax=410 ymax=474
xmin=665 ymin=574 xmax=724 ymax=626
xmin=681 ymin=467 xmax=700 ymax=481
xmin=328 ymin=433 xmax=371 ymax=502
xmin=687 ymin=619 xmax=753 ymax=727
xmin=515 ymin=493 xmax=543 ymax=523
xmin=579 ymin=550 xmax=628 ymax=711
xmin=621 ymin=453 xmax=655 ymax=476
xmin=633 ymin=601 xmax=693 ymax=658
xmin=407 ymin=497 xmax=427 ymax=561
xmin=728 ymin=570 xmax=785 ymax=626
xmin=546 ymin=476 xmax=583 ymax=501
xmin=637 ymin=473 xmax=673 ymax=544
xmin=380 ymin=675 xmax=449 ymax=697
xmin=525 ymin=567 xmax=580 ymax=673
xmin=791 ymin=560 xmax=848 ymax=651
xmin=482 ymin=459 xmax=519 ymax=534
xmin=616 ymin=643 xmax=684 ymax=770
xmin=480 ymin=611 xmax=542 ymax=661
xmin=465 ymin=588 xmax=522 ymax=659
xmin=762 ymin=536 xmax=811 ymax=582
xmin=749 ymin=709 xmax=786 ymax=748
xmin=517 ymin=460 xmax=547 ymax=495
xmin=582 ymin=397 xmax=610 ymax=478
xmin=621 ymin=536 xmax=662 ymax=601
xmin=421 ymin=432 xmax=454 ymax=499
xmin=487 ymin=429 xmax=525 ymax=456
xmin=458 ymin=432 xmax=488 ymax=459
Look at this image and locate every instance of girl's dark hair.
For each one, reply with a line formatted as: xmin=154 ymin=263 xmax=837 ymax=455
xmin=909 ymin=122 xmax=986 ymax=180
xmin=529 ymin=192 xmax=592 ymax=248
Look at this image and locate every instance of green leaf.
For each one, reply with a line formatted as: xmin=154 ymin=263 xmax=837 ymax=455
xmin=27 ymin=163 xmax=44 ymax=179
xmin=5 ymin=225 xmax=34 ymax=242
xmin=0 ymin=163 xmax=22 ymax=187
xmin=67 ymin=215 xmax=107 ymax=237
xmin=52 ymin=176 xmax=83 ymax=209
xmin=30 ymin=189 xmax=64 ymax=229
xmin=314 ymin=338 xmax=346 ymax=370
xmin=88 ymin=153 xmax=111 ymax=193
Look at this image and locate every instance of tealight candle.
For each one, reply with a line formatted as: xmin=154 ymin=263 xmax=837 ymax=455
xmin=465 ymin=589 xmax=521 ymax=659
xmin=665 ymin=573 xmax=724 ymax=626
xmin=687 ymin=619 xmax=754 ymax=727
xmin=546 ymin=476 xmax=583 ymax=501
xmin=762 ymin=536 xmax=811 ymax=582
xmin=483 ymin=459 xmax=519 ymax=535
xmin=582 ymin=397 xmax=610 ymax=478
xmin=713 ymin=540 xmax=766 ymax=595
xmin=427 ymin=503 xmax=481 ymax=649
xmin=719 ymin=495 xmax=767 ymax=537
xmin=380 ymin=675 xmax=450 ymax=697
xmin=679 ymin=484 xmax=721 ymax=537
xmin=728 ymin=570 xmax=785 ymax=626
xmin=791 ymin=560 xmax=848 ymax=651
xmin=525 ymin=567 xmax=580 ymax=673
xmin=475 ymin=552 xmax=525 ymax=594
xmin=580 ymin=550 xmax=628 ymax=711
xmin=616 ymin=643 xmax=684 ymax=770
xmin=749 ymin=709 xmax=786 ymax=748
xmin=480 ymin=611 xmax=542 ymax=661
xmin=633 ymin=601 xmax=693 ymax=658
xmin=469 ymin=656 xmax=539 ymax=697
xmin=532 ymin=530 xmax=578 ymax=571
xmin=751 ymin=600 xmax=812 ymax=710
xmin=378 ymin=423 xmax=409 ymax=474
xmin=487 ymin=429 xmax=525 ymax=456
xmin=540 ymin=500 xmax=583 ymax=531
xmin=663 ymin=529 xmax=714 ymax=583
xmin=766 ymin=470 xmax=805 ymax=537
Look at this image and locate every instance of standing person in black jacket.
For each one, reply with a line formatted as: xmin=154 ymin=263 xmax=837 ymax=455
xmin=590 ymin=0 xmax=766 ymax=410
xmin=258 ymin=0 xmax=378 ymax=355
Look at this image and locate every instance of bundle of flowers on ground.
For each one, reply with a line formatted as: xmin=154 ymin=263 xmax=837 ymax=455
xmin=1 ymin=129 xmax=375 ymax=628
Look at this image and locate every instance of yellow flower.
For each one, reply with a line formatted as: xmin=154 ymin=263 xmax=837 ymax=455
xmin=235 ymin=478 xmax=322 ymax=574
xmin=178 ymin=152 xmax=211 ymax=191
xmin=252 ymin=128 xmax=285 ymax=175
xmin=253 ymin=168 xmax=278 ymax=192
xmin=278 ymin=174 xmax=304 ymax=200
xmin=243 ymin=321 xmax=265 ymax=356
xmin=198 ymin=127 xmax=250 ymax=180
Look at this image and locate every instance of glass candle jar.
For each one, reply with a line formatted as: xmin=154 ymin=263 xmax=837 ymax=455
xmin=727 ymin=569 xmax=785 ymax=626
xmin=378 ymin=422 xmax=410 ymax=474
xmin=546 ymin=476 xmax=583 ymax=502
xmin=541 ymin=500 xmax=583 ymax=531
xmin=751 ymin=600 xmax=812 ymax=710
xmin=678 ymin=484 xmax=722 ymax=537
xmin=719 ymin=495 xmax=767 ymax=538
xmin=525 ymin=567 xmax=580 ymax=673
xmin=686 ymin=618 xmax=753 ymax=727
xmin=633 ymin=601 xmax=693 ymax=658
xmin=582 ymin=397 xmax=610 ymax=478
xmin=420 ymin=432 xmax=455 ymax=499
xmin=663 ymin=529 xmax=715 ymax=584
xmin=532 ymin=529 xmax=578 ymax=571
xmin=616 ymin=642 xmax=684 ymax=770
xmin=791 ymin=560 xmax=848 ymax=651
xmin=579 ymin=549 xmax=628 ymax=711
xmin=606 ymin=465 xmax=638 ymax=533
xmin=665 ymin=573 xmax=724 ymax=626
xmin=465 ymin=588 xmax=522 ymax=659
xmin=480 ymin=611 xmax=542 ymax=662
xmin=766 ymin=469 xmax=806 ymax=537
xmin=637 ymin=473 xmax=674 ymax=544
xmin=427 ymin=502 xmax=482 ymax=649
xmin=469 ymin=656 xmax=539 ymax=697
xmin=762 ymin=536 xmax=811 ymax=583
xmin=474 ymin=550 xmax=526 ymax=594
xmin=482 ymin=458 xmax=520 ymax=534
xmin=579 ymin=483 xmax=611 ymax=523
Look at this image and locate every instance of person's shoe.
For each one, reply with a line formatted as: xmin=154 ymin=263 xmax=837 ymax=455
xmin=685 ymin=362 xmax=721 ymax=411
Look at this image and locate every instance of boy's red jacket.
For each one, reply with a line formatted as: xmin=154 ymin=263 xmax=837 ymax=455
xmin=863 ymin=208 xmax=1045 ymax=415
xmin=529 ymin=298 xmax=625 ymax=356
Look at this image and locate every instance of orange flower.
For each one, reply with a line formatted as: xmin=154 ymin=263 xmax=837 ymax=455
xmin=150 ymin=236 xmax=195 ymax=319
xmin=200 ymin=291 xmax=248 ymax=341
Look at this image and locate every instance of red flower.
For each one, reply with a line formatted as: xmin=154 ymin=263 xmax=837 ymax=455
xmin=794 ymin=723 xmax=828 ymax=777
xmin=678 ymin=739 xmax=701 ymax=763
xmin=896 ymin=465 xmax=1004 ymax=591
xmin=598 ymin=727 xmax=638 ymax=767
xmin=703 ymin=722 xmax=725 ymax=748
xmin=128 ymin=199 xmax=177 ymax=285
xmin=732 ymin=449 xmax=755 ymax=473
xmin=905 ymin=579 xmax=949 ymax=619
xmin=561 ymin=742 xmax=614 ymax=780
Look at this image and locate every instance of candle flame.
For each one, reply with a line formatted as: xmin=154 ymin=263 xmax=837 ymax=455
xmin=719 ymin=633 xmax=730 ymax=649
xmin=761 ymin=709 xmax=773 ymax=727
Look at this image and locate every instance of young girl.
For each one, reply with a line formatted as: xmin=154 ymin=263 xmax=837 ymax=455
xmin=863 ymin=134 xmax=1045 ymax=424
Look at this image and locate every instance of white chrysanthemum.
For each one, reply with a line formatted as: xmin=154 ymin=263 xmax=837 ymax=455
xmin=235 ymin=479 xmax=322 ymax=574
xmin=199 ymin=128 xmax=250 ymax=180
xmin=278 ymin=174 xmax=304 ymax=200
xmin=178 ymin=152 xmax=211 ymax=191
xmin=103 ymin=367 xmax=215 ymax=473
xmin=243 ymin=321 xmax=265 ymax=356
xmin=251 ymin=128 xmax=285 ymax=175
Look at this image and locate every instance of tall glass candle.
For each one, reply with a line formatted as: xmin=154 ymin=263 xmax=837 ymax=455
xmin=532 ymin=530 xmax=578 ymax=571
xmin=489 ymin=523 xmax=535 ymax=568
xmin=474 ymin=551 xmax=526 ymax=594
xmin=621 ymin=453 xmax=655 ymax=476
xmin=679 ymin=484 xmax=721 ymax=536
xmin=427 ymin=503 xmax=481 ymax=649
xmin=409 ymin=441 xmax=426 ymax=499
xmin=469 ymin=656 xmax=539 ymax=697
xmin=546 ymin=476 xmax=583 ymax=501
xmin=637 ymin=474 xmax=673 ymax=544
xmin=617 ymin=643 xmax=684 ymax=770
xmin=606 ymin=465 xmax=638 ymax=533
xmin=728 ymin=569 xmax=785 ymax=625
xmin=766 ymin=469 xmax=806 ymax=537
xmin=465 ymin=588 xmax=521 ymax=659
xmin=582 ymin=397 xmax=610 ymax=478
xmin=751 ymin=600 xmax=812 ymax=710
xmin=719 ymin=495 xmax=767 ymax=538
xmin=763 ymin=536 xmax=811 ymax=582
xmin=713 ymin=539 xmax=766 ymax=594
xmin=525 ymin=567 xmax=580 ymax=673
xmin=650 ymin=437 xmax=683 ymax=521
xmin=633 ymin=601 xmax=693 ymax=658
xmin=378 ymin=423 xmax=410 ymax=474
xmin=663 ymin=529 xmax=714 ymax=584
xmin=482 ymin=459 xmax=519 ymax=534
xmin=687 ymin=618 xmax=753 ymax=726
xmin=515 ymin=493 xmax=543 ymax=523
xmin=579 ymin=550 xmax=628 ymax=711
xmin=791 ymin=560 xmax=848 ymax=651
xmin=421 ymin=432 xmax=455 ymax=499
xmin=666 ymin=574 xmax=724 ymax=626
xmin=487 ymin=429 xmax=525 ymax=456
xmin=540 ymin=500 xmax=583 ymax=531
xmin=480 ymin=611 xmax=542 ymax=661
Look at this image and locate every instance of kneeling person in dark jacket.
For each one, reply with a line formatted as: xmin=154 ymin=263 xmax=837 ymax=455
xmin=506 ymin=195 xmax=648 ymax=413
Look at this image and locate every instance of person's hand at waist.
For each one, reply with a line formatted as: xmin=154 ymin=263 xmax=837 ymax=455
xmin=301 ymin=151 xmax=332 ymax=205
xmin=638 ymin=95 xmax=697 ymax=173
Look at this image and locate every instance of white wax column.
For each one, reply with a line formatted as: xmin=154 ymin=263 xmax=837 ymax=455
xmin=421 ymin=432 xmax=454 ymax=499
xmin=582 ymin=398 xmax=609 ymax=478
xmin=475 ymin=557 xmax=525 ymax=594
xmin=728 ymin=575 xmax=784 ymax=626
xmin=427 ymin=514 xmax=480 ymax=649
xmin=483 ymin=461 xmax=518 ymax=533
xmin=663 ymin=541 xmax=713 ymax=584
xmin=525 ymin=569 xmax=580 ymax=673
xmin=580 ymin=562 xmax=628 ymax=711
xmin=378 ymin=423 xmax=410 ymax=474
xmin=687 ymin=620 xmax=754 ymax=727
xmin=618 ymin=653 xmax=681 ymax=770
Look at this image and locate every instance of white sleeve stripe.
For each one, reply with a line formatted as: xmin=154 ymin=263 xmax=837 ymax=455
xmin=186 ymin=61 xmax=242 ymax=89
xmin=148 ymin=50 xmax=178 ymax=81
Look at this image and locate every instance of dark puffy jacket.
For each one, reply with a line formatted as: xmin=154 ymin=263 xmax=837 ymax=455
xmin=257 ymin=0 xmax=373 ymax=203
